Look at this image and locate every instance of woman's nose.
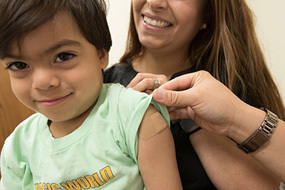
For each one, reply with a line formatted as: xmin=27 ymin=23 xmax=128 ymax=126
xmin=32 ymin=68 xmax=60 ymax=90
xmin=147 ymin=0 xmax=168 ymax=10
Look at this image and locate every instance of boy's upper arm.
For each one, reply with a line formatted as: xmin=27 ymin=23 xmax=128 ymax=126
xmin=137 ymin=105 xmax=182 ymax=190
xmin=138 ymin=105 xmax=168 ymax=140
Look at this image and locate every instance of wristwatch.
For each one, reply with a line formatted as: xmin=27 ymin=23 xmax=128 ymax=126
xmin=238 ymin=108 xmax=278 ymax=154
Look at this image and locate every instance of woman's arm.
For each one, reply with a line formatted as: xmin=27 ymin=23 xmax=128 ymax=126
xmin=153 ymin=70 xmax=285 ymax=182
xmin=191 ymin=130 xmax=280 ymax=189
xmin=229 ymin=105 xmax=285 ymax=183
xmin=137 ymin=105 xmax=182 ymax=190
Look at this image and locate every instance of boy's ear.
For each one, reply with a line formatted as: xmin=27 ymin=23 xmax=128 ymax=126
xmin=99 ymin=49 xmax=109 ymax=69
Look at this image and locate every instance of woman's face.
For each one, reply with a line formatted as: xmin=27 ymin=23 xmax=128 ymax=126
xmin=133 ymin=0 xmax=207 ymax=53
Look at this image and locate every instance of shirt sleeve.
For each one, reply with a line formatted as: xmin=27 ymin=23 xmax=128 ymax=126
xmin=115 ymin=87 xmax=170 ymax=163
xmin=1 ymin=141 xmax=23 ymax=189
xmin=0 ymin=133 xmax=34 ymax=190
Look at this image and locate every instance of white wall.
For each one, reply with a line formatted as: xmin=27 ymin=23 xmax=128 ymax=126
xmin=247 ymin=0 xmax=285 ymax=101
xmin=107 ymin=0 xmax=285 ymax=100
xmin=107 ymin=0 xmax=131 ymax=65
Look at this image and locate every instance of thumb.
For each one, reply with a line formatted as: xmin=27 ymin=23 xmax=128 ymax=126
xmin=153 ymin=88 xmax=192 ymax=107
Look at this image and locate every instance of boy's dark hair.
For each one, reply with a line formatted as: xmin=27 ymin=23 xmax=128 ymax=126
xmin=0 ymin=0 xmax=112 ymax=59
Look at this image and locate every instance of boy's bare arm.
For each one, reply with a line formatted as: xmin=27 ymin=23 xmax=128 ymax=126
xmin=137 ymin=105 xmax=182 ymax=190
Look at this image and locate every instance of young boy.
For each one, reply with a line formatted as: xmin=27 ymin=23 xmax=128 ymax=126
xmin=0 ymin=0 xmax=182 ymax=189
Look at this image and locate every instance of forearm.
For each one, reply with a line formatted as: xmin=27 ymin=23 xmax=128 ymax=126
xmin=190 ymin=130 xmax=280 ymax=189
xmin=227 ymin=104 xmax=265 ymax=143
xmin=227 ymin=105 xmax=285 ymax=182
xmin=252 ymin=119 xmax=285 ymax=182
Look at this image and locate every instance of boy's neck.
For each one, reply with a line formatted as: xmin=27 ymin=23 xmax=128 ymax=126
xmin=49 ymin=120 xmax=82 ymax=139
xmin=48 ymin=103 xmax=95 ymax=139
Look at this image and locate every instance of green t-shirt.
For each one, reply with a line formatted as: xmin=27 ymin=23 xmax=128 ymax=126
xmin=0 ymin=83 xmax=169 ymax=190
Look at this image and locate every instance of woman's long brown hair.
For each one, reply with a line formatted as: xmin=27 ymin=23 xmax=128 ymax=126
xmin=120 ymin=0 xmax=285 ymax=120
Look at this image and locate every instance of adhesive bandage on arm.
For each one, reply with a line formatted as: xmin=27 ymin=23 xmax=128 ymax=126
xmin=138 ymin=110 xmax=168 ymax=140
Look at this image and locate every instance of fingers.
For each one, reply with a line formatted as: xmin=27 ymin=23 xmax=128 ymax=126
xmin=153 ymin=71 xmax=213 ymax=107
xmin=128 ymin=78 xmax=156 ymax=93
xmin=153 ymin=88 xmax=197 ymax=108
xmin=127 ymin=73 xmax=168 ymax=93
xmin=168 ymin=107 xmax=195 ymax=120
xmin=159 ymin=71 xmax=210 ymax=91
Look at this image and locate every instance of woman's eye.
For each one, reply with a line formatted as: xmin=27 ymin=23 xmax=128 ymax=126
xmin=55 ymin=53 xmax=75 ymax=62
xmin=6 ymin=62 xmax=29 ymax=71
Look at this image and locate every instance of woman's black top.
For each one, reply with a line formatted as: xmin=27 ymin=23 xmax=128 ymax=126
xmin=104 ymin=63 xmax=216 ymax=190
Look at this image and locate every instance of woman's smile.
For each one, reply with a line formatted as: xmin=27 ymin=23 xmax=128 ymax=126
xmin=143 ymin=15 xmax=172 ymax=28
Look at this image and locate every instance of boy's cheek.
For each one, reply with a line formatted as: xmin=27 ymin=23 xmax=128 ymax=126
xmin=11 ymin=81 xmax=29 ymax=101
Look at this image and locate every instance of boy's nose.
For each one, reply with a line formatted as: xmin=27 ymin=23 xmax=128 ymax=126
xmin=147 ymin=0 xmax=168 ymax=10
xmin=32 ymin=69 xmax=60 ymax=90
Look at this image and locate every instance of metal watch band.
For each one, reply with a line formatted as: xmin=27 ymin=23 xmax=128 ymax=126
xmin=238 ymin=108 xmax=278 ymax=154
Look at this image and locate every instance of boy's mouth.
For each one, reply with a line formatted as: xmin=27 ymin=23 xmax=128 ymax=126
xmin=37 ymin=93 xmax=73 ymax=107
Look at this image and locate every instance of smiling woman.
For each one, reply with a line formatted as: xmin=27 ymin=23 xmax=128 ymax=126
xmin=104 ymin=0 xmax=284 ymax=189
xmin=107 ymin=0 xmax=285 ymax=99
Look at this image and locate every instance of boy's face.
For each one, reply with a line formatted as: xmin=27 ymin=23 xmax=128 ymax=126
xmin=1 ymin=12 xmax=108 ymax=126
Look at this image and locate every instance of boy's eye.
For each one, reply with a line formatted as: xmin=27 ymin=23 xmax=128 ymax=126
xmin=6 ymin=62 xmax=29 ymax=71
xmin=55 ymin=52 xmax=75 ymax=62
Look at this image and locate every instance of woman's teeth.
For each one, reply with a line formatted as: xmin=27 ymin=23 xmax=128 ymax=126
xmin=143 ymin=16 xmax=171 ymax=28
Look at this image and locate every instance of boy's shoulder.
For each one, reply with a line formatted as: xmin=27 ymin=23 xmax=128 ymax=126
xmin=4 ymin=112 xmax=46 ymax=146
xmin=103 ymin=83 xmax=150 ymax=103
xmin=100 ymin=83 xmax=153 ymax=119
xmin=102 ymin=83 xmax=168 ymax=112
xmin=14 ymin=112 xmax=45 ymax=130
xmin=101 ymin=83 xmax=169 ymax=123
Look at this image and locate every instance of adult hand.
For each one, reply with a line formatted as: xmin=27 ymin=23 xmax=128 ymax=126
xmin=127 ymin=73 xmax=168 ymax=94
xmin=153 ymin=71 xmax=248 ymax=136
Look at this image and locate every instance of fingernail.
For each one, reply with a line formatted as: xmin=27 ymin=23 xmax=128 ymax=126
xmin=154 ymin=89 xmax=165 ymax=100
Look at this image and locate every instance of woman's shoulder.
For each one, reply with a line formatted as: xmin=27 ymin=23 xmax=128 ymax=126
xmin=104 ymin=63 xmax=138 ymax=86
